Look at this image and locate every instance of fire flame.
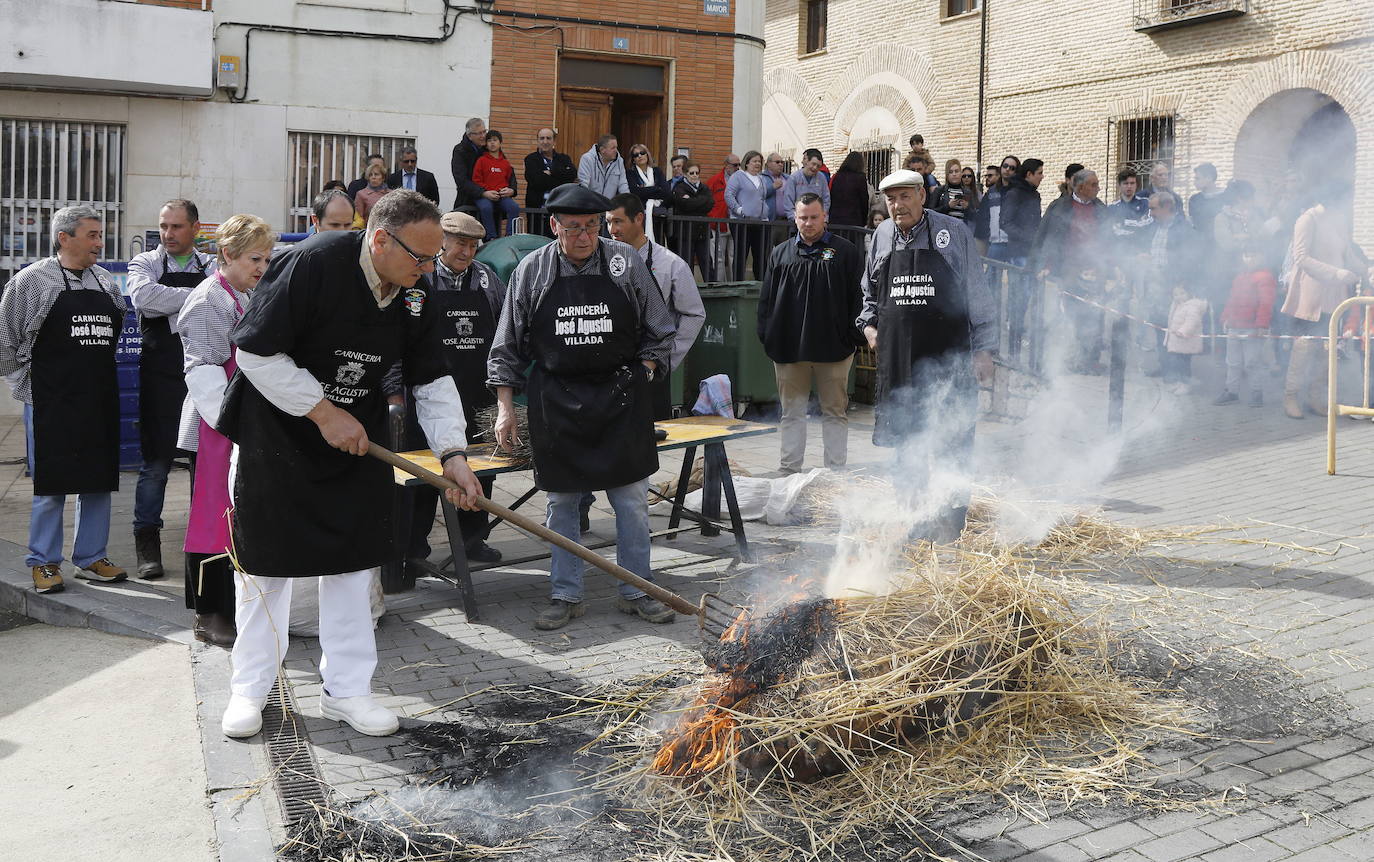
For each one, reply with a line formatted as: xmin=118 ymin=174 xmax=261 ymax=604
xmin=651 ymin=576 xmax=835 ymax=779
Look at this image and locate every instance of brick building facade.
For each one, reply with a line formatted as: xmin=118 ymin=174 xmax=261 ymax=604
xmin=762 ymin=0 xmax=1374 ymax=246
xmin=486 ymin=1 xmax=763 ymax=186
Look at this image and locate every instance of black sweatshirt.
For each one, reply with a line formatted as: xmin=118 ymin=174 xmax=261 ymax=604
xmin=757 ymin=231 xmax=864 ymax=364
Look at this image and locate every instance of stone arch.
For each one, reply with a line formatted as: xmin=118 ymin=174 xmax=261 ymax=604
xmin=1211 ymin=50 xmax=1374 ymax=147
xmin=829 ymin=44 xmax=937 ymax=148
xmin=762 ymin=66 xmax=827 ymax=119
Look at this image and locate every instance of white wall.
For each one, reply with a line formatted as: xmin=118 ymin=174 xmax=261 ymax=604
xmin=0 ymin=0 xmax=492 ymax=253
xmin=732 ymin=2 xmax=765 ymax=156
xmin=0 ymin=0 xmax=213 ymax=96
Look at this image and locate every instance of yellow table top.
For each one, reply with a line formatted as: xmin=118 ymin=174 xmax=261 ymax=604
xmin=393 ymin=414 xmax=775 ymax=483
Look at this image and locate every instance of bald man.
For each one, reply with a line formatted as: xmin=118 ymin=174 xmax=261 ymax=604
xmin=524 ymin=128 xmax=578 ymax=237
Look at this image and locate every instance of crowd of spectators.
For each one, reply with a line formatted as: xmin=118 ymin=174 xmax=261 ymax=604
xmin=322 ymin=120 xmax=1369 ymax=421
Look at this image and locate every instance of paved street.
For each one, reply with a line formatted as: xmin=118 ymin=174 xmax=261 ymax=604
xmin=2 ymin=353 xmax=1373 ymax=860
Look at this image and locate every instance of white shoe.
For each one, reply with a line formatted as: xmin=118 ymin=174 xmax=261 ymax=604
xmin=222 ymin=694 xmax=267 ymax=738
xmin=320 ymin=692 xmax=399 ymax=736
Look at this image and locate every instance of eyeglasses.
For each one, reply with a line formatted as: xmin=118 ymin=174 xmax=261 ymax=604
xmin=385 ymin=229 xmax=441 ymax=267
xmin=1001 ymin=163 xmax=1016 ymax=170
xmin=632 ymin=151 xmax=647 ymax=157
xmin=557 ymin=220 xmax=603 ymax=237
xmin=687 ymin=171 xmax=700 ymax=176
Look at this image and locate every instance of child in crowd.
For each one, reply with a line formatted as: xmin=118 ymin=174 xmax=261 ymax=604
xmin=1163 ymin=283 xmax=1208 ymax=393
xmin=471 ymin=129 xmax=521 ymax=240
xmin=353 ymin=163 xmax=390 ymax=220
xmin=1214 ymin=246 xmax=1277 ymax=407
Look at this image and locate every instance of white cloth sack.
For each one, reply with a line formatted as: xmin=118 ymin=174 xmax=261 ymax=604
xmin=650 ymin=468 xmax=830 ymax=526
xmin=288 ymin=570 xmax=386 ymax=636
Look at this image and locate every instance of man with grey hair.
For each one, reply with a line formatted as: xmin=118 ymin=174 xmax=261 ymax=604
xmin=0 ymin=206 xmax=130 ymax=595
xmin=1030 ymin=169 xmax=1113 ymax=373
xmin=127 ymin=198 xmax=216 ymax=580
xmin=216 ymin=189 xmax=484 ymax=740
xmin=311 ymin=189 xmax=357 ymax=233
xmin=451 ymin=118 xmax=488 ymax=214
xmin=578 ymin=133 xmax=630 ymax=198
xmin=389 ymin=146 xmax=440 ymax=206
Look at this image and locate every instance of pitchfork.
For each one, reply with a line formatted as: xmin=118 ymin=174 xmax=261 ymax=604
xmin=368 ymin=443 xmax=742 ymax=640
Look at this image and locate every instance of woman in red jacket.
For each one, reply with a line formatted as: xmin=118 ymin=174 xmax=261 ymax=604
xmin=472 ymin=130 xmax=521 ymax=240
xmin=1214 ymin=246 xmax=1277 ymax=407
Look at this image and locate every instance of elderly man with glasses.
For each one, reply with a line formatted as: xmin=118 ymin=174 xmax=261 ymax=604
xmin=215 ymin=189 xmax=483 ymax=740
xmin=488 ymin=184 xmax=676 ymax=632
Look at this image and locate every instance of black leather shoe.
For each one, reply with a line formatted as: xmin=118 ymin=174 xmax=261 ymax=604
xmin=466 ymin=541 xmax=502 ymax=563
xmin=194 ymin=613 xmax=236 ymax=647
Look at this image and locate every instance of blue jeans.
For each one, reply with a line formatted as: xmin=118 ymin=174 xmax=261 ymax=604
xmin=133 ymin=455 xmax=172 ymax=531
xmin=476 ymin=197 xmax=521 ymax=240
xmin=546 ymin=479 xmax=653 ymax=603
xmin=24 ymin=405 xmax=112 ymax=567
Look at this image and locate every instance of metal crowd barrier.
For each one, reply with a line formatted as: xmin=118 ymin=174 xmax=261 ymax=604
xmin=1326 ymin=295 xmax=1374 ymax=475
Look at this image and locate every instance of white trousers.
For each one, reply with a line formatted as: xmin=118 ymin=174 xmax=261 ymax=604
xmin=229 ymin=568 xmax=379 ymax=699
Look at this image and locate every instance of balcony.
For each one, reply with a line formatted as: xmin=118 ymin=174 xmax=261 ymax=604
xmin=0 ymin=0 xmax=213 ymax=96
xmin=1133 ymin=0 xmax=1248 ymax=33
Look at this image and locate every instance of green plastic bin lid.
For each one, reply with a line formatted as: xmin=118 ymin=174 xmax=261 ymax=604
xmin=475 ymin=234 xmax=553 ymax=283
xmin=698 ymin=280 xmax=761 ymax=297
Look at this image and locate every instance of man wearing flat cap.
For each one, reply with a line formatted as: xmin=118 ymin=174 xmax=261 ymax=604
xmin=488 ymin=184 xmax=677 ymax=630
xmin=859 ymin=169 xmax=997 ymax=543
xmin=392 ymin=210 xmax=509 ymax=569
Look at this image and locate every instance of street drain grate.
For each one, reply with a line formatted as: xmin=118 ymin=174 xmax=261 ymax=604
xmin=261 ymin=677 xmax=328 ymax=823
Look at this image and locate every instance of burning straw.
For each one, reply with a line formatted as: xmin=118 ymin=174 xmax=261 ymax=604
xmin=578 ymin=543 xmax=1208 ymax=861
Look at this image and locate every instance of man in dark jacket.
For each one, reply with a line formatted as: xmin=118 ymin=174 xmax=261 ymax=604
xmin=1030 ymin=169 xmax=1114 ymax=372
xmin=388 ymin=146 xmax=440 ymax=207
xmin=523 ymin=127 xmax=578 ymax=213
xmin=450 ymin=117 xmax=488 ymax=214
xmin=759 ymin=193 xmax=862 ymax=473
xmin=1000 ymin=159 xmax=1045 ymax=358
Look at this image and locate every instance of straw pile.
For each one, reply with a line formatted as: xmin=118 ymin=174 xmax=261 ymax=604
xmin=579 ymin=544 xmax=1203 ymax=861
xmin=474 ymin=404 xmax=530 ymax=462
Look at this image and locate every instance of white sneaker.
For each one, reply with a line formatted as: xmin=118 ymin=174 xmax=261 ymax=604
xmin=320 ymin=692 xmax=399 ymax=736
xmin=222 ymin=694 xmax=267 ymax=738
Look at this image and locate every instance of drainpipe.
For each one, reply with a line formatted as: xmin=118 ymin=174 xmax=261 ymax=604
xmin=975 ymin=0 xmax=989 ymax=168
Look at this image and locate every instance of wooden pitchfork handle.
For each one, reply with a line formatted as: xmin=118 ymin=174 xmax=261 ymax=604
xmin=367 ymin=442 xmax=703 ymax=620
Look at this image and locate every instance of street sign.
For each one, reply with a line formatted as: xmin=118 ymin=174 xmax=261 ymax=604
xmin=704 ymin=0 xmax=729 ymax=15
xmin=613 ymin=37 xmax=629 ymax=51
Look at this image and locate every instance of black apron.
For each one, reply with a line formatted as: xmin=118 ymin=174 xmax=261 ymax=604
xmin=429 ymin=264 xmax=497 ymax=430
xmin=872 ymin=224 xmax=975 ymax=448
xmin=527 ymin=245 xmax=657 ymax=492
xmin=224 ymin=285 xmax=407 ymax=577
xmin=30 ymin=268 xmax=120 ymax=496
xmin=139 ymin=253 xmax=205 ymax=462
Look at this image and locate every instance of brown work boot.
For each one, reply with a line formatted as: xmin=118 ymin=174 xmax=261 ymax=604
xmin=76 ymin=558 xmax=127 ymax=584
xmin=32 ymin=563 xmax=64 ymax=594
xmin=134 ymin=527 xmax=164 ymax=580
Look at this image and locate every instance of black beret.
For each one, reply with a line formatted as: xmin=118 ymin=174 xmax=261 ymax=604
xmin=545 ymin=184 xmax=614 ymax=215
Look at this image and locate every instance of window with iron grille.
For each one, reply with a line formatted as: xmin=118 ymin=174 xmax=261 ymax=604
xmin=803 ymin=0 xmax=828 ymax=53
xmin=856 ymin=146 xmax=892 ymax=193
xmin=286 ymin=131 xmax=415 ymax=233
xmin=1 ymin=118 xmax=125 ymax=285
xmin=1113 ymin=115 xmax=1174 ymax=198
xmin=946 ymin=0 xmax=981 ymax=16
xmin=1133 ymin=0 xmax=1247 ymax=32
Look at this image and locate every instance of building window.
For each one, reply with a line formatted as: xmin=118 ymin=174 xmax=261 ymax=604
xmin=854 ymin=146 xmax=893 ymax=194
xmin=803 ymin=0 xmax=827 ymax=54
xmin=1114 ymin=114 xmax=1175 ymax=197
xmin=1132 ymin=0 xmax=1248 ymax=32
xmin=0 ymin=118 xmax=125 ymax=284
xmin=286 ymin=131 xmax=414 ymax=233
xmin=945 ymin=0 xmax=981 ymax=16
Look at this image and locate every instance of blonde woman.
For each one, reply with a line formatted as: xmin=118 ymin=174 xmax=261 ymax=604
xmin=175 ymin=214 xmax=275 ymax=646
xmin=353 ymin=162 xmax=391 ymax=220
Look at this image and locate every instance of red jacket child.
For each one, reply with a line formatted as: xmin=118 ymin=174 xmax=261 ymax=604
xmin=472 ymin=147 xmax=516 ymax=194
xmin=1220 ymin=269 xmax=1277 ymax=330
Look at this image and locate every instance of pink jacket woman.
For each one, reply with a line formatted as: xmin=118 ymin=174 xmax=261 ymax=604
xmin=1280 ymin=203 xmax=1360 ymax=322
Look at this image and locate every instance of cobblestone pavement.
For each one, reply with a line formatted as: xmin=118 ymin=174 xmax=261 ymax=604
xmin=3 ymin=353 xmax=1374 ymax=860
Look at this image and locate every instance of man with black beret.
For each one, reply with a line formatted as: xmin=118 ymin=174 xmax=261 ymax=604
xmin=487 ymin=184 xmax=677 ymax=631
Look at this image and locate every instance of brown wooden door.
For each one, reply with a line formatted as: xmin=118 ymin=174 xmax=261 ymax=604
xmin=613 ymin=93 xmax=666 ymax=168
xmin=558 ymin=89 xmax=612 ymax=169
